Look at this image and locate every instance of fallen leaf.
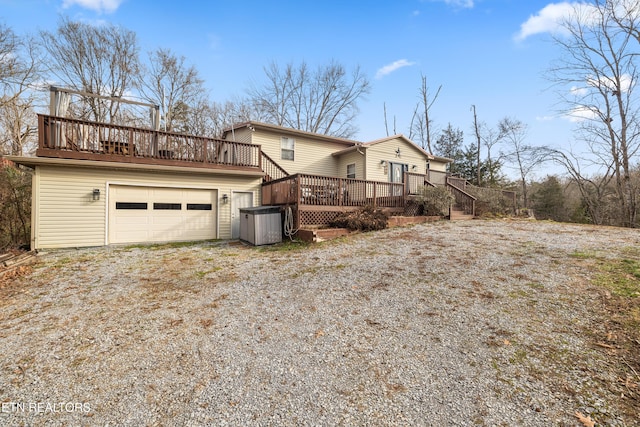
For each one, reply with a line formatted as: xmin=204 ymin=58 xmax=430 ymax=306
xmin=575 ymin=411 xmax=595 ymax=427
xmin=503 ymin=339 xmax=511 ymax=346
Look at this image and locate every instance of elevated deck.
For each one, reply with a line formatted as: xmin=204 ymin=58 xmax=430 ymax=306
xmin=36 ymin=115 xmax=262 ymax=172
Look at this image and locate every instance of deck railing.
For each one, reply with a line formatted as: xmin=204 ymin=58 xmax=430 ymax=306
xmin=427 ymin=169 xmax=447 ymax=186
xmin=262 ymin=173 xmax=406 ymax=208
xmin=406 ymin=172 xmax=436 ymax=195
xmin=261 ymin=151 xmax=289 ymax=182
xmin=37 ymin=114 xmax=261 ymax=169
xmin=446 ymin=176 xmax=468 ymax=190
xmin=447 ymin=181 xmax=476 ymax=216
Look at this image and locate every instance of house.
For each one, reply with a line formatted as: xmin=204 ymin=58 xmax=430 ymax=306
xmin=7 ymin=87 xmax=468 ymax=250
xmin=222 ymin=121 xmax=452 ymax=184
xmin=222 ymin=121 xmax=457 ymax=230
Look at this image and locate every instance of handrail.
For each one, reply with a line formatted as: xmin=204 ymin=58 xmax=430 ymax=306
xmin=261 ymin=173 xmax=405 ymax=208
xmin=37 ymin=114 xmax=261 ymax=168
xmin=446 ymin=175 xmax=468 ymax=191
xmin=447 ymin=182 xmax=476 ymax=216
xmin=261 ymin=151 xmax=289 ymax=182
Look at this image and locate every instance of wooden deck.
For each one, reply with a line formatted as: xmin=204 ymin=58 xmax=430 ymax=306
xmin=262 ymin=173 xmax=441 ymax=228
xmin=36 ymin=114 xmax=262 ymax=171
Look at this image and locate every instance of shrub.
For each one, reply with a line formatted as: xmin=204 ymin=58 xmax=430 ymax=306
xmin=414 ymin=186 xmax=454 ymax=216
xmin=466 ymin=185 xmax=515 ymax=217
xmin=329 ymin=205 xmax=389 ymax=232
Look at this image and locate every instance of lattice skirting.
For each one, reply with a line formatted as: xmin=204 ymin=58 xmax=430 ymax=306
xmin=403 ymin=200 xmax=424 ymax=216
xmin=299 ymin=210 xmax=343 ymax=227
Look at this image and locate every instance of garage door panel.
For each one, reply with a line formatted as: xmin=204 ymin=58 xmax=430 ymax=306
xmin=109 ymin=185 xmax=217 ymax=244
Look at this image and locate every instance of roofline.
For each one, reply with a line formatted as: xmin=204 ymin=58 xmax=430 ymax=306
xmin=223 ymin=121 xmax=358 ymax=146
xmin=5 ymin=156 xmax=265 ymax=177
xmin=360 ymin=134 xmax=454 ymax=163
xmin=431 ymin=154 xmax=454 ymax=163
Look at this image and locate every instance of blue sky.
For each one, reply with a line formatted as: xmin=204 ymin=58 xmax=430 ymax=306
xmin=1 ymin=0 xmax=590 ymax=177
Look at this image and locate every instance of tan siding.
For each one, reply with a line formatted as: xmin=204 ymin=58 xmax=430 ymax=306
xmin=365 ymin=137 xmax=432 ymax=181
xmin=251 ymin=129 xmax=348 ymax=176
xmin=429 ymin=160 xmax=448 ymax=172
xmin=224 ymin=127 xmax=253 ymax=144
xmin=336 ymin=150 xmax=366 ymax=180
xmin=34 ymin=165 xmax=261 ymax=249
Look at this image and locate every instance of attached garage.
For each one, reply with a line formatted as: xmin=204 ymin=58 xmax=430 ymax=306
xmin=7 ymin=157 xmax=263 ymax=249
xmin=108 ymin=185 xmax=217 ymax=244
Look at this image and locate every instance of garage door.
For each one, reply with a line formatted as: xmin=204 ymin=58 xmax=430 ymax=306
xmin=108 ymin=185 xmax=217 ymax=244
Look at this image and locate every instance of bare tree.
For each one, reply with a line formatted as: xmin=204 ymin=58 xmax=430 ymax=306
xmin=545 ymin=147 xmax=616 ymax=224
xmin=248 ymin=60 xmax=370 ymax=138
xmin=550 ymin=0 xmax=640 ymax=227
xmin=478 ymin=121 xmax=505 ymax=186
xmin=409 ymin=74 xmax=441 ymax=152
xmin=0 ymin=25 xmax=43 ymax=156
xmin=139 ymin=48 xmax=206 ymax=133
xmin=206 ymin=99 xmax=255 ymax=138
xmin=471 ymin=105 xmax=482 ymax=186
xmin=499 ymin=117 xmax=547 ymax=208
xmin=40 ymin=18 xmax=141 ymax=123
xmin=384 ymin=102 xmax=390 ymax=136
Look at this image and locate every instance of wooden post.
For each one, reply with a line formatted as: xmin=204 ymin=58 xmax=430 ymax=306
xmin=39 ymin=115 xmax=46 ymax=149
xmin=203 ymin=138 xmax=208 ymax=164
xmin=373 ymin=182 xmax=377 ymax=208
xmin=128 ymin=128 xmax=134 ymax=157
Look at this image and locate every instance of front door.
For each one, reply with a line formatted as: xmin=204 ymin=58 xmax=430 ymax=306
xmin=231 ymin=191 xmax=253 ymax=239
xmin=389 ymin=162 xmax=408 ymax=195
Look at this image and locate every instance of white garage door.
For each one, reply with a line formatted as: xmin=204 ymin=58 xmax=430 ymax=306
xmin=108 ymin=185 xmax=217 ymax=244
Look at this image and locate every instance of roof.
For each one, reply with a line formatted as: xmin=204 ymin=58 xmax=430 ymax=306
xmin=223 ymin=121 xmax=358 ymax=147
xmin=223 ymin=122 xmax=454 ymax=163
xmin=332 ymin=134 xmax=453 ymax=163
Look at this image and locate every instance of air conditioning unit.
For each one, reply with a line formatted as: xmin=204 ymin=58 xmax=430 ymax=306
xmin=239 ymin=206 xmax=282 ymax=246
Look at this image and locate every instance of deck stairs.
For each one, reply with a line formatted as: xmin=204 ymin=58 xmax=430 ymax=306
xmin=449 ymin=204 xmax=475 ymax=221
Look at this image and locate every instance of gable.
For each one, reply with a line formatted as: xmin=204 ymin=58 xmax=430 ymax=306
xmin=250 ymin=127 xmax=351 ymax=176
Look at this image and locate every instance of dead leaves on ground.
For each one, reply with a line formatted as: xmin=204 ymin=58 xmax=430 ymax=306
xmin=575 ymin=411 xmax=596 ymax=427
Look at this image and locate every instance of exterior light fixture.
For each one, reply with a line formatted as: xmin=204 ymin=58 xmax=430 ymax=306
xmin=412 ymin=165 xmax=417 ymax=171
xmin=222 ymin=194 xmax=229 ymax=204
xmin=395 ymin=148 xmax=401 ymax=157
xmin=92 ymin=188 xmax=101 ymax=201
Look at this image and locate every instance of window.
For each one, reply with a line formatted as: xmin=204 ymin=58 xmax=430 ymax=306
xmin=153 ymin=203 xmax=181 ymax=210
xmin=281 ymin=137 xmax=295 ymax=160
xmin=116 ymin=202 xmax=148 ymax=210
xmin=187 ymin=203 xmax=212 ymax=211
xmin=346 ymin=163 xmax=356 ymax=179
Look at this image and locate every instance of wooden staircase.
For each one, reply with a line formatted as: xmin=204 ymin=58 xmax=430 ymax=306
xmin=446 ymin=177 xmax=476 ymax=220
xmin=449 ymin=204 xmax=475 ymax=221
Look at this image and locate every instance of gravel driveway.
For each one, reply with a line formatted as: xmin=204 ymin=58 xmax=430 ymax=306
xmin=1 ymin=219 xmax=639 ymax=426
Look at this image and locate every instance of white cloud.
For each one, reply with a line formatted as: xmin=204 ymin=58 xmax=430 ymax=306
xmin=587 ymin=73 xmax=634 ymax=93
xmin=565 ymin=106 xmax=598 ymax=122
xmin=62 ymin=0 xmax=123 ymax=14
xmin=570 ymin=85 xmax=589 ymax=96
xmin=515 ymin=2 xmax=600 ymax=41
xmin=438 ymin=0 xmax=474 ymax=8
xmin=375 ymin=59 xmax=416 ymax=79
xmin=515 ymin=2 xmax=575 ymax=41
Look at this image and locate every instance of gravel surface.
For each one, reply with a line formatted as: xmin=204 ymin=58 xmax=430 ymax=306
xmin=1 ymin=219 xmax=639 ymax=426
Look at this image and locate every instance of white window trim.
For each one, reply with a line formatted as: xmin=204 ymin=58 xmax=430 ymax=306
xmin=346 ymin=163 xmax=356 ymax=179
xmin=281 ymin=137 xmax=295 ymax=161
